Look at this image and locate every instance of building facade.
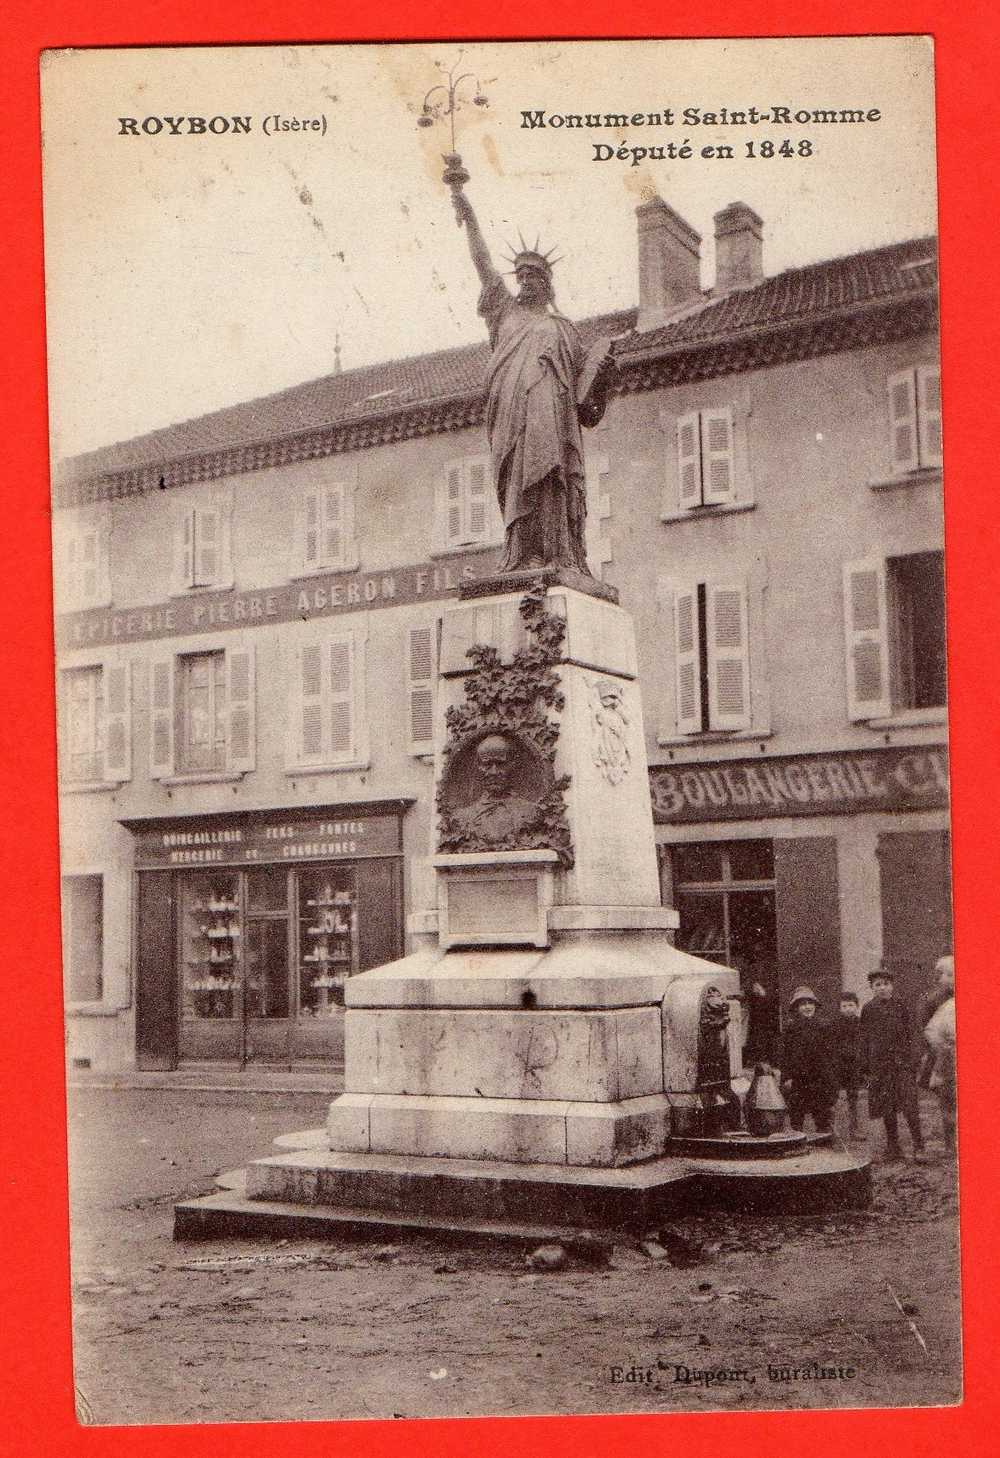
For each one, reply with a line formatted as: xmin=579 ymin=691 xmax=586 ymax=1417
xmin=54 ymin=196 xmax=948 ymax=1072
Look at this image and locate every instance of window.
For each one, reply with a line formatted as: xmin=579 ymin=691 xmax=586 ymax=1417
xmin=670 ymin=581 xmax=751 ymax=734
xmin=178 ymin=651 xmax=227 ymax=772
xmin=296 ymin=480 xmax=358 ymax=574
xmin=437 ymin=456 xmax=502 ymax=551
xmin=676 ymin=407 xmax=736 ymax=509
xmin=63 ymin=666 xmax=104 ymax=783
xmin=843 ymin=551 xmax=946 ymax=720
xmin=62 ymin=875 xmax=103 ymax=1003
xmin=887 ymin=366 xmax=942 ymax=475
xmin=174 ymin=496 xmax=233 ymax=591
xmin=56 ymin=510 xmax=112 ymax=611
xmin=59 ymin=661 xmax=132 ymax=786
xmin=287 ymin=629 xmax=367 ymax=771
xmin=667 ymin=839 xmax=776 ymax=1007
xmin=406 ymin=621 xmax=438 ymax=756
xmin=150 ymin=645 xmax=256 ymax=779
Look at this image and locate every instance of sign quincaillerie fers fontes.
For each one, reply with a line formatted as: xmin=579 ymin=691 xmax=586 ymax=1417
xmin=125 ymin=806 xmax=405 ymax=869
xmin=649 ymin=745 xmax=949 ymax=824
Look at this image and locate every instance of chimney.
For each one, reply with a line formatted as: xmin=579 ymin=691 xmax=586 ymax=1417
xmin=713 ymin=202 xmax=764 ymax=294
xmin=635 ymin=196 xmax=702 ymax=330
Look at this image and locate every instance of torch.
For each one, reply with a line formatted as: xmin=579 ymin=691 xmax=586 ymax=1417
xmin=416 ymin=52 xmax=489 ymax=204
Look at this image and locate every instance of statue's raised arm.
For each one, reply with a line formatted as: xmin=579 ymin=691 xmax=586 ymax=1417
xmin=452 ymin=186 xmax=499 ymax=291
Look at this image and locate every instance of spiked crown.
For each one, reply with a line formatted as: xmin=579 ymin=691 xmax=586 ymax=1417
xmin=502 ymin=231 xmax=563 ymax=277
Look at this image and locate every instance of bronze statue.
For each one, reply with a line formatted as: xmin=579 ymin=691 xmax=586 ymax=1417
xmin=451 ymin=185 xmax=619 ymax=575
xmin=448 ymin=733 xmax=541 ymax=844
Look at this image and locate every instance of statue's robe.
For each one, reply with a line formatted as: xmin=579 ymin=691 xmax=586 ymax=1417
xmin=479 ymin=273 xmax=603 ymax=573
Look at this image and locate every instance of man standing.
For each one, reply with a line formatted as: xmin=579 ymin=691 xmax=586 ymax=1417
xmin=860 ymin=967 xmax=927 ymax=1162
xmin=451 ymin=185 xmax=617 ymax=575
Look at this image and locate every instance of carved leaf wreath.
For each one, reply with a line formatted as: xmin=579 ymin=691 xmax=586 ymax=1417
xmin=437 ymin=584 xmax=574 ymax=867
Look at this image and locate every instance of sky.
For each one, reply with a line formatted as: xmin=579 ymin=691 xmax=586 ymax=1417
xmin=40 ymin=37 xmax=937 ymax=461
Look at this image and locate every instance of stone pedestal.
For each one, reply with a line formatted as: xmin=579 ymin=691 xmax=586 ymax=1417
xmin=175 ymin=579 xmax=870 ymax=1241
xmin=319 ymin=582 xmax=737 ymax=1206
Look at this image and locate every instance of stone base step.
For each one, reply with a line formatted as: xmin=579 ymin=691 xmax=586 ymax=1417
xmin=232 ymin=1143 xmax=871 ymax=1236
xmin=173 ymin=1189 xmax=616 ymax=1257
xmin=247 ymin=1147 xmax=694 ymax=1233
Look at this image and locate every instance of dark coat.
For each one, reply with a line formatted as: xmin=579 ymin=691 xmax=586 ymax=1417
xmin=779 ymin=1017 xmax=838 ymax=1105
xmin=860 ymin=996 xmax=918 ymax=1117
xmin=833 ymin=1013 xmax=863 ymax=1091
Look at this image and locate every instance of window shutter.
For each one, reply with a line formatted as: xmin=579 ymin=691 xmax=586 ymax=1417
xmin=81 ymin=530 xmax=100 ymax=603
xmin=673 ymin=586 xmax=702 ymax=734
xmin=216 ymin=497 xmax=234 ymax=589
xmin=226 ymin=645 xmax=256 ymax=772
xmin=178 ymin=509 xmax=195 ymax=589
xmin=296 ymin=641 xmax=326 ymax=762
xmin=407 ymin=623 xmax=436 ymax=755
xmin=194 ymin=506 xmax=219 ymax=586
xmin=466 ymin=460 xmax=489 ymax=542
xmin=64 ymin=535 xmax=79 ymax=605
xmin=677 ymin=413 xmax=703 ymax=508
xmin=917 ymin=365 xmax=943 ymax=468
xmin=324 ymin=484 xmax=345 ymax=565
xmin=701 ymin=407 xmax=736 ymax=505
xmin=706 ymin=582 xmax=751 ymax=730
xmin=328 ymin=636 xmax=354 ymax=759
xmin=445 ymin=463 xmax=464 ymax=546
xmin=843 ymin=558 xmax=892 ymax=720
xmin=888 ymin=370 xmax=919 ymax=474
xmin=149 ymin=657 xmax=175 ymax=778
xmin=103 ymin=661 xmax=132 ymax=781
xmin=97 ymin=520 xmax=112 ymax=606
xmin=303 ymin=490 xmax=321 ymax=569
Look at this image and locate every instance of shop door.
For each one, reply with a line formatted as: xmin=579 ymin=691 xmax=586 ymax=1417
xmin=177 ymin=865 xmax=361 ymax=1064
xmin=244 ymin=869 xmax=292 ymax=1063
xmin=878 ymin=829 xmax=952 ymax=1013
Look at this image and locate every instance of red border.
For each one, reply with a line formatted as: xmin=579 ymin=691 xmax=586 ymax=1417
xmin=3 ymin=4 xmax=997 ymax=1455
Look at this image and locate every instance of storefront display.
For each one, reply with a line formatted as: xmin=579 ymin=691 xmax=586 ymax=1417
xmin=126 ymin=803 xmax=407 ymax=1068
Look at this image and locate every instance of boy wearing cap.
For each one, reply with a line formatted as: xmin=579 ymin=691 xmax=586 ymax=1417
xmin=833 ymin=991 xmax=864 ymax=1139
xmin=860 ymin=967 xmax=926 ymax=1162
xmin=779 ymin=987 xmax=838 ymax=1134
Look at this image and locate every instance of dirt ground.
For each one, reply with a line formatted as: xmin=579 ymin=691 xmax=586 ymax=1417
xmin=66 ymin=1087 xmax=962 ymax=1426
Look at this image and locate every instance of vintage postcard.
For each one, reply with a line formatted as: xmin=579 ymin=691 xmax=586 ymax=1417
xmin=40 ymin=37 xmax=958 ymax=1424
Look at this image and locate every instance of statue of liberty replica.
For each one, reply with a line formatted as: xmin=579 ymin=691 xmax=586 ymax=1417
xmin=450 ymin=181 xmax=619 ymax=576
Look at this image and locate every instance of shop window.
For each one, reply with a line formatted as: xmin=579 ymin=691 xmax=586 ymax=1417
xmin=298 ymin=867 xmax=359 ymax=1015
xmin=287 ymin=629 xmax=367 ymax=771
xmin=843 ymin=551 xmax=946 ymax=720
xmin=887 ymin=365 xmax=942 ymax=475
xmin=59 ymin=661 xmax=132 ymax=786
xmin=668 ymin=840 xmax=778 ymax=1057
xmin=173 ymin=494 xmax=233 ymax=592
xmin=668 ymin=581 xmax=751 ymax=734
xmin=295 ymin=479 xmax=358 ymax=575
xmin=180 ymin=871 xmax=239 ymax=1021
xmin=437 ymin=456 xmax=503 ymax=552
xmin=62 ymin=874 xmax=103 ymax=1003
xmin=150 ymin=645 xmax=256 ymax=779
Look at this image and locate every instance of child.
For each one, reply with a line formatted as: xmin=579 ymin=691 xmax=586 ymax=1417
xmin=833 ymin=991 xmax=864 ymax=1138
xmin=860 ymin=967 xmax=926 ymax=1162
xmin=779 ymin=986 xmax=838 ymax=1134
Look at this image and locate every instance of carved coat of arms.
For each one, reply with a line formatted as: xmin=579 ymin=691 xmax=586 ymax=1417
xmin=587 ymin=677 xmax=631 ymax=785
